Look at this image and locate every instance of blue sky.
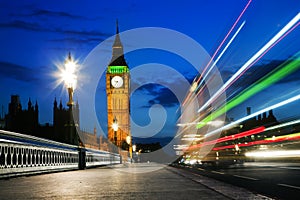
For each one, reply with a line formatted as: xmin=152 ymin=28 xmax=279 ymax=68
xmin=0 ymin=0 xmax=299 ymax=138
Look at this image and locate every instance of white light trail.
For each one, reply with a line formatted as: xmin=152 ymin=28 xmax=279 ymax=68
xmin=197 ymin=21 xmax=246 ymax=91
xmin=204 ymin=93 xmax=300 ymax=138
xmin=198 ymin=12 xmax=300 ymax=113
xmin=245 ymin=150 xmax=300 ymax=158
xmin=265 ymin=119 xmax=300 ymax=131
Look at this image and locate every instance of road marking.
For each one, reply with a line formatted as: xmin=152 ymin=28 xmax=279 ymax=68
xmin=211 ymin=170 xmax=225 ymax=175
xmin=191 ymin=172 xmax=203 ymax=177
xmin=278 ymin=183 xmax=300 ymax=190
xmin=278 ymin=166 xmax=300 ymax=170
xmin=233 ymin=174 xmax=258 ymax=181
xmin=197 ymin=168 xmax=206 ymax=171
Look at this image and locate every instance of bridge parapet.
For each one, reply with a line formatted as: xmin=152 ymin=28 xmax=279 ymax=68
xmin=0 ymin=130 xmax=121 ymax=178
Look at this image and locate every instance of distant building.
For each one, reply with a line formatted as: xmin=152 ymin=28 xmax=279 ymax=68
xmin=0 ymin=105 xmax=5 ymax=129
xmin=80 ymin=127 xmax=99 ymax=149
xmin=53 ymin=97 xmax=79 ymax=145
xmin=241 ymin=107 xmax=278 ymax=131
xmin=5 ymin=95 xmax=39 ymax=135
xmin=3 ymin=94 xmax=104 ymax=149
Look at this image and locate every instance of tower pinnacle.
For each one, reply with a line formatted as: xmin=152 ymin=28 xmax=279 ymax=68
xmin=116 ymin=19 xmax=119 ymax=34
xmin=109 ymin=20 xmax=127 ymax=66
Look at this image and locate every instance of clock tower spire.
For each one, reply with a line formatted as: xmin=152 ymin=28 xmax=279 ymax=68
xmin=106 ymin=21 xmax=130 ymax=149
xmin=109 ymin=19 xmax=127 ymax=66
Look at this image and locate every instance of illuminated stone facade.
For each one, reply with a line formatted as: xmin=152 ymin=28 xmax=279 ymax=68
xmin=106 ymin=23 xmax=131 ymax=148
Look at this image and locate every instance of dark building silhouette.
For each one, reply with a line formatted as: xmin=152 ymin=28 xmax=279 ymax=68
xmin=53 ymin=98 xmax=79 ymax=144
xmin=242 ymin=107 xmax=278 ymax=131
xmin=5 ymin=95 xmax=39 ymax=135
xmin=0 ymin=105 xmax=6 ymax=129
xmin=3 ymin=95 xmax=103 ymax=148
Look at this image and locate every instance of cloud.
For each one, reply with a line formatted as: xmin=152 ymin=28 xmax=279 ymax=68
xmin=0 ymin=20 xmax=46 ymax=32
xmin=54 ymin=28 xmax=109 ymax=37
xmin=134 ymin=84 xmax=179 ymax=108
xmin=0 ymin=19 xmax=109 ymax=38
xmin=14 ymin=9 xmax=88 ymax=20
xmin=135 ymin=83 xmax=164 ymax=95
xmin=0 ymin=61 xmax=41 ymax=82
xmin=147 ymin=87 xmax=179 ymax=108
xmin=2 ymin=6 xmax=109 ymax=38
xmin=48 ymin=37 xmax=106 ymax=45
xmin=130 ymin=69 xmax=197 ymax=109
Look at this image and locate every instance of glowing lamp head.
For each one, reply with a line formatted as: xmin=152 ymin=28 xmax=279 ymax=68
xmin=112 ymin=122 xmax=118 ymax=132
xmin=62 ymin=53 xmax=77 ymax=89
xmin=112 ymin=116 xmax=118 ymax=131
xmin=126 ymin=135 xmax=131 ymax=145
xmin=62 ymin=70 xmax=77 ymax=89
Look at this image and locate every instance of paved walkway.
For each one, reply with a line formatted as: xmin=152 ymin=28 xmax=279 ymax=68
xmin=0 ymin=163 xmax=271 ymax=199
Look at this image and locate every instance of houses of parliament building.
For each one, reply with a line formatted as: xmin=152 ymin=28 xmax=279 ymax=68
xmin=2 ymin=94 xmax=104 ymax=150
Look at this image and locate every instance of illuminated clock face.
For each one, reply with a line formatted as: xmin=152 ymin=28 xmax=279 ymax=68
xmin=111 ymin=76 xmax=124 ymax=88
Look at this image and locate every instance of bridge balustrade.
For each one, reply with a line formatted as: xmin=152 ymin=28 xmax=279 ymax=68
xmin=0 ymin=130 xmax=121 ymax=178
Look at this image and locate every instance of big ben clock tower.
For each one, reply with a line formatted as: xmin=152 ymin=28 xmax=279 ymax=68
xmin=106 ymin=22 xmax=130 ymax=148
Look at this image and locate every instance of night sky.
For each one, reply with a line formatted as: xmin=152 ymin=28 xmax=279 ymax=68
xmin=0 ymin=0 xmax=299 ymax=139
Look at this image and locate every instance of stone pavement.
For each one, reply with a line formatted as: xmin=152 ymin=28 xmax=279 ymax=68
xmin=0 ymin=163 xmax=272 ymax=199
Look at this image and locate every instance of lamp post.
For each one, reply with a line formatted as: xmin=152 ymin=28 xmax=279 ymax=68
xmin=61 ymin=52 xmax=78 ymax=145
xmin=126 ymin=135 xmax=133 ymax=163
xmin=63 ymin=52 xmax=77 ymax=107
xmin=112 ymin=116 xmax=118 ymax=145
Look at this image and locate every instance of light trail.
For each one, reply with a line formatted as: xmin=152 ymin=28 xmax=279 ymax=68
xmin=203 ymin=92 xmax=300 ymax=138
xmin=197 ymin=12 xmax=300 ymax=114
xmin=265 ymin=119 xmax=300 ymax=131
xmin=197 ymin=55 xmax=300 ymax=129
xmin=245 ymin=150 xmax=300 ymax=158
xmin=182 ymin=0 xmax=252 ymax=106
xmin=186 ymin=119 xmax=300 ymax=152
xmin=213 ymin=132 xmax=300 ymax=151
xmin=180 ymin=20 xmax=299 ymax=137
xmin=196 ymin=21 xmax=246 ymax=93
xmin=265 ymin=132 xmax=300 ymax=141
xmin=178 ymin=86 xmax=300 ymax=138
xmin=185 ymin=126 xmax=265 ymax=151
xmin=196 ymin=20 xmax=300 ymax=107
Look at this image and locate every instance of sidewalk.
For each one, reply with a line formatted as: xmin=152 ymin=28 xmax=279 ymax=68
xmin=0 ymin=162 xmax=272 ymax=199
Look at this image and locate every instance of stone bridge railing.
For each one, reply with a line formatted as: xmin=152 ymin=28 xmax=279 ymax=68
xmin=0 ymin=130 xmax=121 ymax=178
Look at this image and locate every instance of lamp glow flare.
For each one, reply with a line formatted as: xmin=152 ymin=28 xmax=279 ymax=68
xmin=61 ymin=52 xmax=78 ymax=106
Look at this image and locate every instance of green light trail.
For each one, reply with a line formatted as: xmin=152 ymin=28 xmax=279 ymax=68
xmin=197 ymin=53 xmax=300 ymax=129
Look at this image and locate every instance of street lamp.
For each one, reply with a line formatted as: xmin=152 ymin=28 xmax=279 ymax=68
xmin=132 ymin=144 xmax=136 ymax=152
xmin=132 ymin=144 xmax=136 ymax=162
xmin=62 ymin=52 xmax=77 ymax=107
xmin=126 ymin=135 xmax=133 ymax=163
xmin=112 ymin=116 xmax=118 ymax=145
xmin=60 ymin=52 xmax=78 ymax=145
